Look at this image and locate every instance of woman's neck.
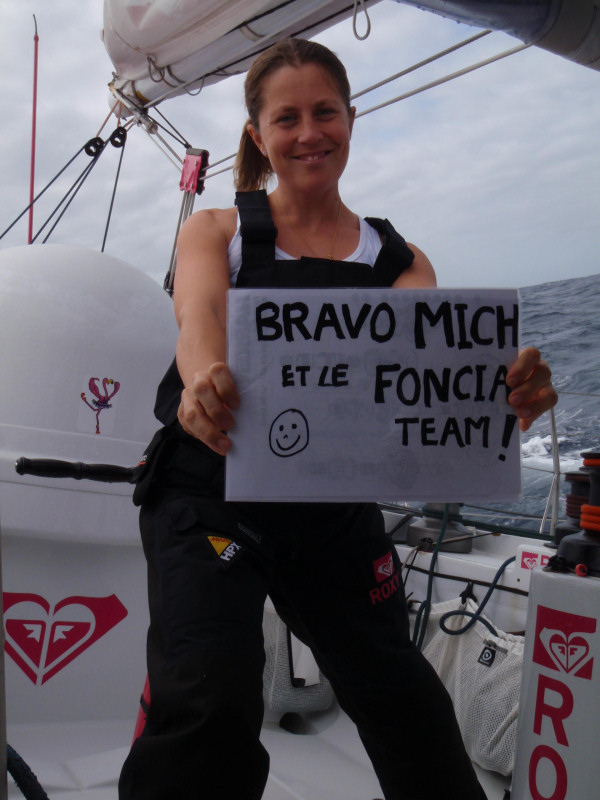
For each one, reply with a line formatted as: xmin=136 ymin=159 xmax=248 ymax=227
xmin=269 ymin=186 xmax=341 ymax=226
xmin=268 ymin=187 xmax=359 ymax=261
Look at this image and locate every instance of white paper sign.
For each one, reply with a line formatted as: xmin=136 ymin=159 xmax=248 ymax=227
xmin=226 ymin=288 xmax=521 ymax=502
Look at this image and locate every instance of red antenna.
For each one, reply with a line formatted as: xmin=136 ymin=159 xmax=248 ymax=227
xmin=28 ymin=15 xmax=39 ymax=244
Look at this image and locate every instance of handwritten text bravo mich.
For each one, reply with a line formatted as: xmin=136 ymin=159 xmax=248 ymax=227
xmin=255 ymin=299 xmax=518 ymax=398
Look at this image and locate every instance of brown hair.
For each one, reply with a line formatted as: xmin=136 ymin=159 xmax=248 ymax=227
xmin=233 ymin=38 xmax=352 ymax=192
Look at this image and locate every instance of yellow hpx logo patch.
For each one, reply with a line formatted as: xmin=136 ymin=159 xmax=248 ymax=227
xmin=207 ymin=536 xmax=232 ymax=556
xmin=207 ymin=536 xmax=243 ymax=566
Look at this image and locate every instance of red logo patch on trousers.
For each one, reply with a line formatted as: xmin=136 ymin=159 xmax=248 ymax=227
xmin=370 ymin=552 xmax=400 ymax=605
xmin=3 ymin=593 xmax=128 ymax=685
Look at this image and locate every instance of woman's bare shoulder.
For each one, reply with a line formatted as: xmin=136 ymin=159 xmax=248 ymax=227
xmin=392 ymin=243 xmax=437 ymax=288
xmin=179 ymin=206 xmax=238 ymax=246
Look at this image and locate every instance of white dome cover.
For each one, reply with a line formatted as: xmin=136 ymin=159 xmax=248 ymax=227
xmin=0 ymin=244 xmax=178 ymax=543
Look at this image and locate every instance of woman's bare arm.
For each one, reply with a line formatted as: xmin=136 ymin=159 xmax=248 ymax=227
xmin=173 ymin=207 xmax=240 ymax=454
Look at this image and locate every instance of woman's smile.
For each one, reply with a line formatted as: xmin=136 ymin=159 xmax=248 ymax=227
xmin=293 ymin=150 xmax=331 ymax=162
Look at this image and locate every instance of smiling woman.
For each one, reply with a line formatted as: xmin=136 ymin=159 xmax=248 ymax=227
xmin=246 ymin=62 xmax=354 ymax=238
xmin=245 ymin=61 xmax=357 ymax=258
xmin=118 ymin=37 xmax=557 ymax=800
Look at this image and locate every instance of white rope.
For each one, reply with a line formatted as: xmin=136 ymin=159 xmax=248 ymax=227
xmin=350 ymin=30 xmax=491 ymax=100
xmin=131 ymin=30 xmax=530 ymax=181
xmin=561 ymin=389 xmax=600 ymax=398
xmin=352 ymin=0 xmax=371 ymax=41
xmin=355 ymin=43 xmax=531 ymax=119
xmin=205 ymin=164 xmax=235 ymax=179
xmin=206 ymin=152 xmax=236 ymax=169
xmin=200 ymin=38 xmax=524 ymax=182
xmin=143 ymin=127 xmax=182 ymax=170
xmin=549 ymin=407 xmax=561 ymax=537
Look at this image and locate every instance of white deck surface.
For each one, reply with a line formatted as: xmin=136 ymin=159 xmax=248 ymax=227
xmin=7 ymin=712 xmax=510 ymax=799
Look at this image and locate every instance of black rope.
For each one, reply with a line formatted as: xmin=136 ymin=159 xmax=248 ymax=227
xmin=0 ymin=144 xmax=86 ymax=241
xmin=402 ymin=562 xmax=528 ymax=598
xmin=7 ymin=744 xmax=50 ymax=800
xmin=412 ymin=504 xmax=450 ymax=650
xmin=101 ymin=127 xmax=128 ymax=251
xmin=153 ymin=108 xmax=191 ymax=148
xmin=33 ymin=147 xmax=105 ymax=243
xmin=437 ymin=555 xmax=517 ymax=637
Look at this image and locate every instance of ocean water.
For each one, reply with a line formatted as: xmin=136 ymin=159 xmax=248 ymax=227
xmin=470 ymin=272 xmax=600 ymax=530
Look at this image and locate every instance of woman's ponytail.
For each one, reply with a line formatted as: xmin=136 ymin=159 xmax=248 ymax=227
xmin=233 ymin=120 xmax=273 ymax=191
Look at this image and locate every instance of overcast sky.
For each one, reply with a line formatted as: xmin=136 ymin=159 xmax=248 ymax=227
xmin=1 ymin=0 xmax=599 ymax=289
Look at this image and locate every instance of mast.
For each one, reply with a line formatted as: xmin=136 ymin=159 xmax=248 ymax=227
xmin=28 ymin=15 xmax=39 ymax=245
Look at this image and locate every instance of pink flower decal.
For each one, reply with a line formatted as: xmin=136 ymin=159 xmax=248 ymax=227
xmin=81 ymin=377 xmax=120 ymax=434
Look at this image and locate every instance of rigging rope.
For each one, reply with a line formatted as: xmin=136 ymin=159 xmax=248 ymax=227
xmin=7 ymin=744 xmax=50 ymax=800
xmin=143 ymin=125 xmax=183 ymax=169
xmin=412 ymin=503 xmax=449 ymax=650
xmin=102 ymin=127 xmax=128 ymax=252
xmin=437 ymin=555 xmax=517 ymax=637
xmin=153 ymin=107 xmax=191 ymax=148
xmin=190 ymin=33 xmax=529 ymax=183
xmin=0 ymin=144 xmax=86 ymax=241
xmin=350 ymin=29 xmax=491 ymax=100
xmin=96 ymin=99 xmax=120 ymax=138
xmin=352 ymin=0 xmax=372 ymax=41
xmin=2 ymin=127 xmax=130 ymax=249
xmin=355 ymin=42 xmax=531 ymax=119
xmin=538 ymin=407 xmax=560 ymax=537
xmin=33 ymin=142 xmax=107 ymax=244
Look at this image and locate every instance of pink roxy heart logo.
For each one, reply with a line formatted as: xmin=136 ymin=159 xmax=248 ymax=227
xmin=520 ymin=551 xmax=550 ymax=570
xmin=532 ymin=604 xmax=596 ymax=680
xmin=3 ymin=593 xmax=127 ymax=685
xmin=548 ymin=633 xmax=589 ymax=673
xmin=373 ymin=551 xmax=395 ymax=583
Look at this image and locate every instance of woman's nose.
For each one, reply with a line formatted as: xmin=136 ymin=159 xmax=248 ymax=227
xmin=296 ymin=115 xmax=322 ymax=143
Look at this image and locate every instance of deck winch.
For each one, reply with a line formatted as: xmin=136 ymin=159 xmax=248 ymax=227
xmin=555 ymin=451 xmax=600 ymax=576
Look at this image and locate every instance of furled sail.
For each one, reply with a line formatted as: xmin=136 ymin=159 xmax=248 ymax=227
xmin=103 ymin=0 xmax=376 ymax=111
xmin=103 ymin=0 xmax=600 ymax=113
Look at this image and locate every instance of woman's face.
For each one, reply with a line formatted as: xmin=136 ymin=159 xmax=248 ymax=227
xmin=248 ymin=62 xmax=355 ymax=195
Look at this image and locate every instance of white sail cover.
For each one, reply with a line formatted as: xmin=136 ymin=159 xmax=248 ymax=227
xmin=103 ymin=0 xmax=378 ymax=110
xmin=103 ymin=0 xmax=600 ymax=113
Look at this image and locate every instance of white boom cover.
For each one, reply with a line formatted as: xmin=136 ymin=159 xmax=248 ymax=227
xmin=103 ymin=0 xmax=599 ymax=113
xmin=103 ymin=0 xmax=369 ymax=109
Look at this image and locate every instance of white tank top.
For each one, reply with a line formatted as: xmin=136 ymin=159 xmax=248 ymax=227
xmin=227 ymin=216 xmax=383 ymax=286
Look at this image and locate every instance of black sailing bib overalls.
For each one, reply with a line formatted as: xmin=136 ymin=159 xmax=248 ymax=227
xmin=119 ymin=191 xmax=486 ymax=800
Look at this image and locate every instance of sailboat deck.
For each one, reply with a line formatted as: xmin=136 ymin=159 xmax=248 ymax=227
xmin=7 ymin=713 xmax=511 ymax=799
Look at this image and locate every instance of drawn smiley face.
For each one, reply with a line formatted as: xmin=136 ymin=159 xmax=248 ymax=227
xmin=269 ymin=409 xmax=309 ymax=458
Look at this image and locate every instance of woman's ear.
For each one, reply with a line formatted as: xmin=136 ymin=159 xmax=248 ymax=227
xmin=247 ymin=122 xmax=265 ymax=155
xmin=349 ymin=106 xmax=356 ymax=137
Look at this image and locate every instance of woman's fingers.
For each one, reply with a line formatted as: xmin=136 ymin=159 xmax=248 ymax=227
xmin=506 ymin=347 xmax=558 ymax=431
xmin=207 ymin=362 xmax=240 ymax=413
xmin=178 ymin=363 xmax=240 ymax=455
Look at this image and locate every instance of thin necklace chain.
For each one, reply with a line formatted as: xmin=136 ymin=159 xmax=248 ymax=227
xmin=285 ymin=197 xmax=342 ymax=260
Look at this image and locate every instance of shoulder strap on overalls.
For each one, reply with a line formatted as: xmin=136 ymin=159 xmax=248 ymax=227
xmin=235 ymin=190 xmax=277 ymax=275
xmin=365 ymin=217 xmax=415 ymax=285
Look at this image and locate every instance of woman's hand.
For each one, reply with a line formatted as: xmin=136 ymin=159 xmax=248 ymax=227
xmin=506 ymin=347 xmax=558 ymax=432
xmin=178 ymin=362 xmax=240 ymax=455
